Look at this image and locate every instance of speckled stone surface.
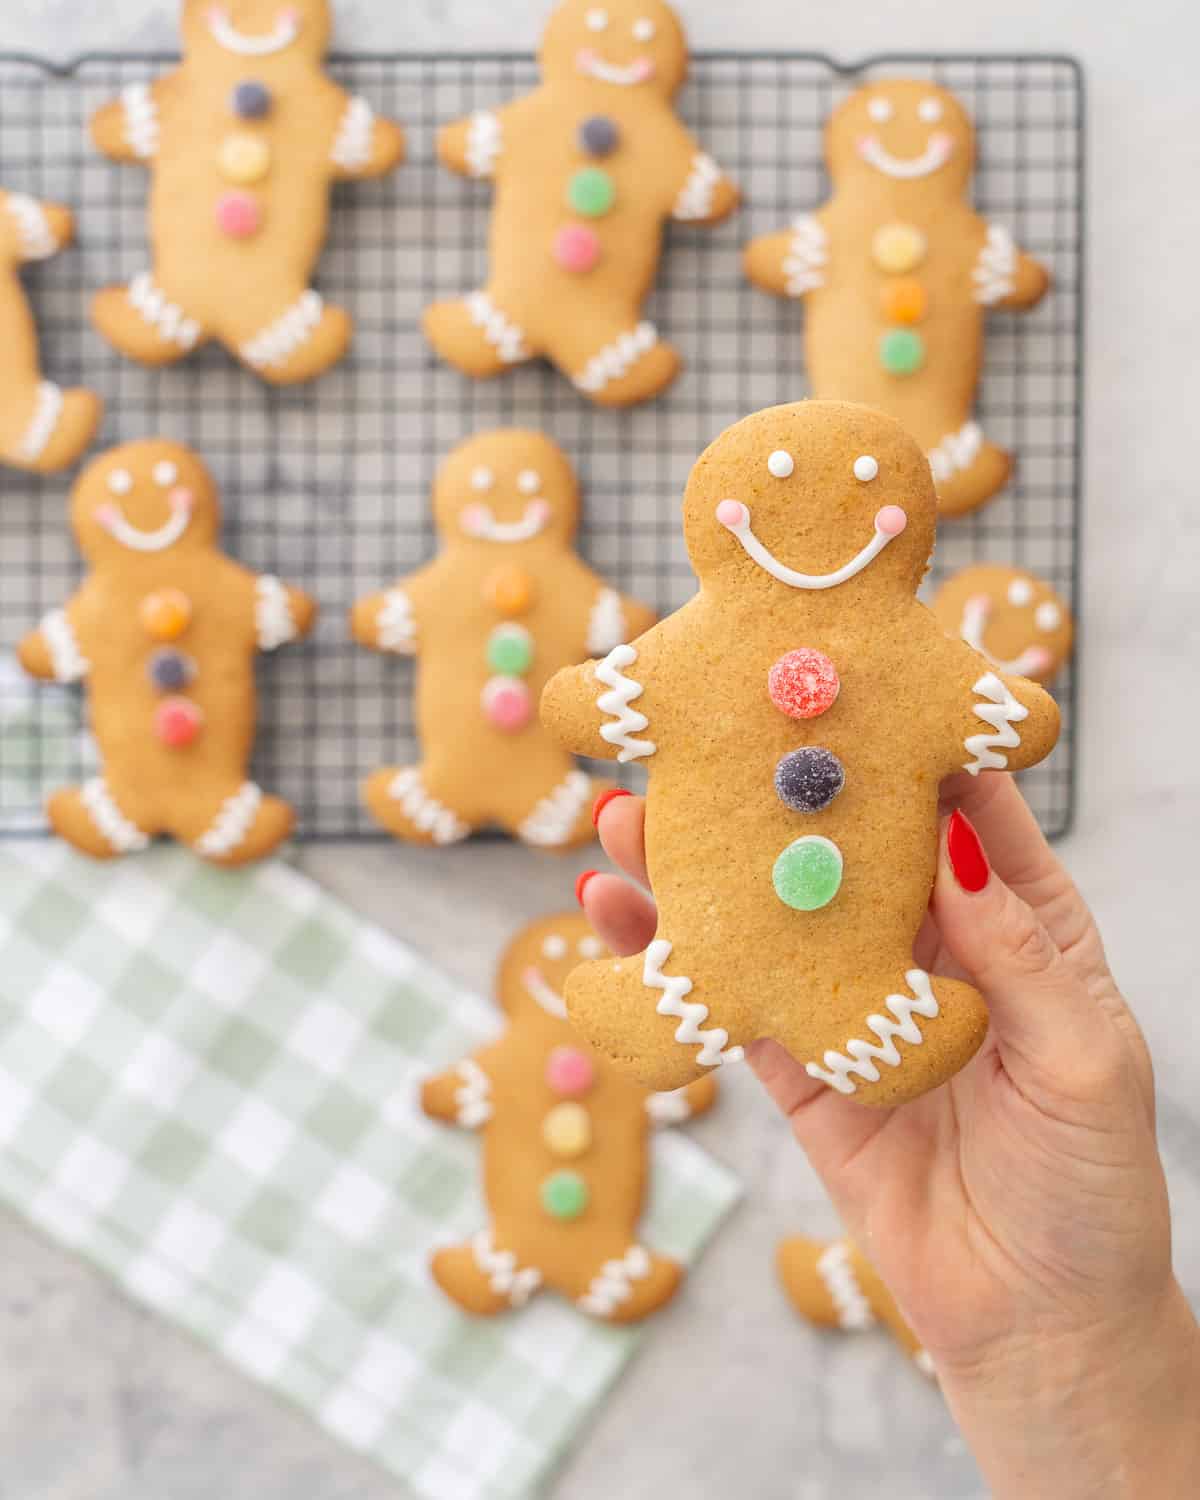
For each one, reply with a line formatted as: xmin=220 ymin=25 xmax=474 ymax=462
xmin=3 ymin=1 xmax=1200 ymax=1497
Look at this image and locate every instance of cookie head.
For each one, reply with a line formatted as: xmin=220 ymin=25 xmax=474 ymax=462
xmin=685 ymin=401 xmax=936 ymax=599
xmin=433 ymin=430 xmax=580 ymax=549
xmin=72 ymin=442 xmax=221 ymax=564
xmin=827 ymin=80 xmax=973 ymax=195
xmin=497 ymin=912 xmax=609 ymax=1024
xmin=933 ymin=564 xmax=1073 ymax=683
xmin=182 ymin=1 xmax=331 ymax=64
xmin=541 ymin=0 xmax=688 ymax=98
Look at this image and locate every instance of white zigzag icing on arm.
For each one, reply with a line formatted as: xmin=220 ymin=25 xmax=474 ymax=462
xmin=928 ymin=420 xmax=983 ymax=484
xmin=19 ymin=383 xmax=64 ymax=463
xmin=121 ymin=82 xmax=159 ymax=160
xmin=471 ymin=1230 xmax=542 ymax=1307
xmin=644 ymin=939 xmax=744 ymax=1068
xmin=465 ymin=110 xmax=502 ymax=178
xmin=964 ymin=671 xmax=1028 ymax=775
xmin=644 ymin=1089 xmax=691 ymax=1126
xmin=973 ymin=223 xmax=1018 ymax=305
xmin=41 ymin=608 xmax=89 ymax=682
xmin=6 ymin=194 xmax=57 ymax=260
xmin=255 ymin=576 xmax=298 ymax=651
xmin=805 ymin=970 xmax=939 ymax=1095
xmin=129 ymin=272 xmax=201 ymax=350
xmin=195 ymin=783 xmax=263 ymax=859
xmin=817 ymin=1243 xmax=877 ymax=1330
xmin=586 ymin=588 xmax=625 ymax=656
xmin=574 ymin=323 xmax=658 ymax=394
xmin=783 ymin=214 xmax=827 ymax=296
xmin=578 ymin=1245 xmax=652 ymax=1317
xmin=518 ymin=770 xmax=590 ymax=848
xmin=466 ymin=291 xmax=529 ymax=364
xmin=595 ymin=644 xmax=655 ymax=763
xmin=377 ymin=588 xmax=416 ymax=653
xmin=453 ymin=1059 xmax=492 ymax=1128
xmin=330 ymin=95 xmax=375 ymax=170
xmin=672 ymin=153 xmax=721 ymax=220
xmin=242 ymin=291 xmax=324 ymax=370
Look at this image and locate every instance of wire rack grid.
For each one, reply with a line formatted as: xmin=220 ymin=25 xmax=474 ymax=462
xmin=0 ymin=50 xmax=1083 ymax=838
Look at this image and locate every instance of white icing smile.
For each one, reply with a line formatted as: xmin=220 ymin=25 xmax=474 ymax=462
xmin=960 ymin=595 xmax=1051 ymax=678
xmin=97 ymin=490 xmax=193 ymax=553
xmin=460 ymin=499 xmax=551 ymax=543
xmin=522 ymin=966 xmax=569 ymax=1020
xmin=576 ymin=48 xmax=656 ymax=85
xmin=716 ymin=500 xmax=907 ymax=589
xmin=857 ymin=131 xmax=954 ymax=179
xmin=206 ymin=5 xmax=301 ymax=56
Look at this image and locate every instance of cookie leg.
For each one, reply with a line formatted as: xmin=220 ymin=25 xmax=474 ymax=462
xmin=553 ymin=318 xmax=682 ymax=408
xmin=170 ymin=782 xmax=295 ymax=866
xmin=573 ymin=1244 xmax=682 ymax=1324
xmin=362 ymin=765 xmax=473 ymax=847
xmin=47 ymin=779 xmax=152 ymax=860
xmin=431 ymin=1231 xmax=543 ymax=1316
xmin=3 ymin=383 xmax=102 ymax=474
xmin=509 ymin=768 xmax=603 ymax=852
xmin=422 ymin=290 xmax=536 ymax=379
xmin=230 ymin=289 xmax=352 ymax=385
xmin=928 ymin=421 xmax=1013 ymax=517
xmin=92 ymin=274 xmax=207 ymax=367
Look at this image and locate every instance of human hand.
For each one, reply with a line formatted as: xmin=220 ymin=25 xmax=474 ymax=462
xmin=582 ymin=775 xmax=1200 ymax=1499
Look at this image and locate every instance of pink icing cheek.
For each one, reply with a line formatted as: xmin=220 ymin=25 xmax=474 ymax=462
xmin=169 ymin=487 xmax=194 ymax=513
xmin=1025 ymin=646 xmax=1054 ymax=675
xmin=716 ymin=499 xmax=748 ymax=529
xmin=875 ymin=505 xmax=907 ymax=537
xmin=461 ymin=503 xmax=489 ymax=536
xmin=96 ymin=504 xmax=119 ymax=532
xmin=632 ymin=57 xmax=656 ymax=82
xmin=966 ymin=592 xmax=992 ymax=613
xmin=529 ymin=499 xmax=552 ymax=525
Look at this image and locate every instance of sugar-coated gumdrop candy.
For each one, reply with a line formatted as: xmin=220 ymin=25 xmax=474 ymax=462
xmin=482 ymin=677 xmax=533 ymax=732
xmin=231 ymin=80 xmax=272 ymax=119
xmin=215 ymin=191 xmax=262 ymax=239
xmin=486 ymin=624 xmax=534 ymax=677
xmin=218 ymin=133 xmax=272 ymax=185
xmin=768 ymin=648 xmax=840 ymax=720
xmin=542 ymin=1101 xmax=592 ymax=1158
xmin=567 ymin=167 xmax=616 ymax=218
xmin=140 ymin=588 xmax=193 ymax=642
xmin=484 ymin=565 xmax=535 ymax=618
xmin=871 ymin=221 xmax=926 ymax=274
xmin=578 ymin=115 xmax=619 ymax=156
xmin=553 ymin=223 xmax=602 ymax=274
xmin=540 ymin=1169 xmax=589 ymax=1220
xmin=772 ymin=835 xmax=844 ymax=911
xmin=148 ymin=648 xmax=195 ymax=693
xmin=154 ymin=696 xmax=204 ymax=749
xmin=880 ymin=328 xmax=925 ymax=376
xmin=546 ymin=1045 xmax=596 ymax=1097
xmin=774 ymin=747 xmax=845 ymax=813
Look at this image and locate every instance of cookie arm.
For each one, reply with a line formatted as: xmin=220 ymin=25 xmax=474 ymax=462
xmin=972 ymin=224 xmax=1050 ymax=310
xmin=541 ymin=623 xmax=666 ymax=764
xmin=90 ymin=78 xmax=169 ymax=165
xmin=438 ymin=106 xmax=509 ymax=181
xmin=744 ymin=214 xmax=828 ymax=299
xmin=421 ymin=1054 xmax=494 ymax=1130
xmin=18 ymin=597 xmax=90 ymax=683
xmin=350 ymin=561 xmax=443 ymax=657
xmin=939 ymin=636 xmax=1061 ymax=778
xmin=670 ymin=140 xmax=740 ymax=226
xmin=645 ymin=1074 xmax=717 ymax=1126
xmin=328 ymin=90 xmax=407 ymax=180
xmin=254 ymin=575 xmax=317 ymax=653
xmin=557 ymin=557 xmax=657 ymax=658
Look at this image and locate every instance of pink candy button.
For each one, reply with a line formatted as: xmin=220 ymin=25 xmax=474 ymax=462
xmin=215 ymin=190 xmax=261 ymax=239
xmin=545 ymin=1045 xmax=595 ymax=1098
xmin=768 ymin=647 xmax=840 ymax=721
xmin=482 ymin=677 xmax=532 ymax=733
xmin=553 ymin=223 xmax=602 ymax=274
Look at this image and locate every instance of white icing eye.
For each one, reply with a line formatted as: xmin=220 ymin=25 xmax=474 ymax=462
xmin=1035 ymin=601 xmax=1062 ymax=631
xmin=517 ymin=469 xmax=541 ymax=495
xmin=918 ymin=97 xmax=943 ymax=124
xmin=107 ymin=469 xmax=134 ymax=496
xmin=767 ymin=450 xmax=795 ymax=479
xmin=1007 ymin=578 xmax=1033 ymax=607
xmin=470 ymin=467 xmax=494 ymax=492
xmin=585 ymin=8 xmax=609 ymax=30
xmin=632 ymin=17 xmax=656 ymax=40
xmin=853 ymin=454 xmax=879 ymax=482
xmin=579 ymin=935 xmax=603 ymax=958
xmin=867 ymin=97 xmax=893 ymax=124
xmin=153 ymin=461 xmax=179 ymax=488
xmin=541 ymin=934 xmax=568 ymax=960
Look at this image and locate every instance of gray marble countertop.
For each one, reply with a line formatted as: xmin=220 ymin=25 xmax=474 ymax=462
xmin=3 ymin=1 xmax=1199 ymax=1497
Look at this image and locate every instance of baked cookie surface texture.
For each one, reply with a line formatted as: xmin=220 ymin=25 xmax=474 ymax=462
xmin=932 ymin=564 xmax=1073 ymax=685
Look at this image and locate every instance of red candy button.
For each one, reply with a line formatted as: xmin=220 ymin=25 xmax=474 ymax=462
xmin=546 ymin=1046 xmax=595 ymax=1098
xmin=154 ymin=697 xmax=204 ymax=749
xmin=768 ymin=648 xmax=840 ymax=720
xmin=215 ymin=191 xmax=261 ymax=238
xmin=553 ymin=223 xmax=602 ymax=274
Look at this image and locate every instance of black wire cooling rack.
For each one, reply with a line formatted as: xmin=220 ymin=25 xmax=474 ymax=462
xmin=0 ymin=51 xmax=1084 ymax=839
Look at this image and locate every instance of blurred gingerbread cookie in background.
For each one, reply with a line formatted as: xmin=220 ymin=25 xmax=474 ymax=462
xmin=932 ymin=564 xmax=1073 ymax=685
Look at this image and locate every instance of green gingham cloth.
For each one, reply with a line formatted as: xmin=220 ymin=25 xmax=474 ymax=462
xmin=0 ymin=833 xmax=740 ymax=1498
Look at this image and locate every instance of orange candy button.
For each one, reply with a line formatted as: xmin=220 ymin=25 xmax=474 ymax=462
xmin=485 ymin=566 xmax=535 ymax=618
xmin=880 ymin=278 xmax=927 ymax=325
xmin=140 ymin=588 xmax=192 ymax=641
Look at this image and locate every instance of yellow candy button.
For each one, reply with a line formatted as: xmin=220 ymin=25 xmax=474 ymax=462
xmin=140 ymin=588 xmax=192 ymax=642
xmin=217 ymin=132 xmax=272 ymax=186
xmin=871 ymin=222 xmax=927 ymax=275
xmin=880 ymin=277 xmax=928 ymax=325
xmin=485 ymin=565 xmax=535 ymax=618
xmin=542 ymin=1102 xmax=592 ymax=1159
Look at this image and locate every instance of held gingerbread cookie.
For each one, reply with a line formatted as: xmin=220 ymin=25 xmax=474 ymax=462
xmin=18 ymin=440 xmax=317 ymax=863
xmin=424 ymin=0 xmax=739 ymax=407
xmin=90 ymin=1 xmax=405 ymax=384
xmin=0 ymin=192 xmax=102 ymax=473
xmin=745 ymin=80 xmax=1049 ymax=516
xmin=543 ymin=401 xmax=1060 ymax=1101
xmin=351 ymin=430 xmax=655 ymax=849
xmin=778 ymin=1234 xmax=934 ymax=1379
xmin=421 ymin=911 xmax=716 ymax=1321
xmin=932 ymin=564 xmax=1073 ymax=685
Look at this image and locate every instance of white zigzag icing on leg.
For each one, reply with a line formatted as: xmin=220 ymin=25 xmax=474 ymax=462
xmin=595 ymin=644 xmax=655 ymax=763
xmin=121 ymin=82 xmax=159 ymax=159
xmin=672 ymin=153 xmax=721 ymax=220
xmin=40 ymin=608 xmax=89 ymax=682
xmin=644 ymin=938 xmax=743 ymax=1068
xmin=129 ymin=272 xmax=201 ymax=350
xmin=471 ymin=1230 xmax=541 ymax=1307
xmin=783 ymin=214 xmax=827 ymax=295
xmin=963 ymin=671 xmax=1028 ymax=775
xmin=817 ymin=1242 xmax=877 ymax=1330
xmin=973 ymin=223 xmax=1017 ymax=304
xmin=574 ymin=323 xmax=658 ymax=394
xmin=377 ymin=588 xmax=416 ymax=653
xmin=466 ymin=291 xmax=529 ymax=364
xmin=586 ymin=588 xmax=625 ymax=656
xmin=928 ymin=420 xmax=983 ymax=485
xmin=465 ymin=110 xmax=502 ymax=177
xmin=330 ymin=95 xmax=375 ymax=170
xmin=518 ymin=770 xmax=590 ymax=848
xmin=255 ymin=576 xmax=297 ymax=650
xmin=18 ymin=383 xmax=64 ymax=463
xmin=454 ymin=1059 xmax=492 ymax=1128
xmin=387 ymin=768 xmax=469 ymax=845
xmin=6 ymin=194 xmax=57 ymax=260
xmin=81 ymin=778 xmax=150 ymax=854
xmin=241 ymin=291 xmax=324 ymax=370
xmin=195 ymin=783 xmax=263 ymax=859
xmin=805 ymin=970 xmax=939 ymax=1095
xmin=578 ymin=1245 xmax=652 ymax=1317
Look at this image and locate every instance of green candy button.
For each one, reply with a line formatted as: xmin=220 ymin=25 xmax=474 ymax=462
xmin=880 ymin=328 xmax=925 ymax=375
xmin=568 ymin=167 xmax=616 ymax=218
xmin=540 ymin=1169 xmax=589 ymax=1220
xmin=487 ymin=624 xmax=533 ymax=676
xmin=772 ymin=835 xmax=844 ymax=912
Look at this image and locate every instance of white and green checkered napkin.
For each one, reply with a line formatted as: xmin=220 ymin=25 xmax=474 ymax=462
xmin=0 ymin=840 xmax=740 ymax=1499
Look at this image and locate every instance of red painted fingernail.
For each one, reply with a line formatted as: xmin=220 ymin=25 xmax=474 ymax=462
xmin=575 ymin=870 xmax=599 ymax=906
xmin=592 ymin=787 xmax=632 ymax=827
xmin=947 ymin=809 xmax=990 ymax=893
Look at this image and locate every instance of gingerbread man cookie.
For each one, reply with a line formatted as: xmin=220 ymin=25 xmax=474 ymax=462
xmin=90 ymin=1 xmax=405 ymax=384
xmin=422 ymin=911 xmax=716 ymax=1322
xmin=745 ymin=80 xmax=1049 ymax=516
xmin=0 ymin=191 xmax=102 ymax=473
xmin=424 ymin=0 xmax=739 ymax=407
xmin=351 ymin=430 xmax=655 ymax=849
xmin=778 ymin=1234 xmax=934 ymax=1379
xmin=932 ymin=564 xmax=1073 ymax=685
xmin=18 ymin=440 xmax=316 ymax=863
xmin=543 ymin=401 xmax=1060 ymax=1101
